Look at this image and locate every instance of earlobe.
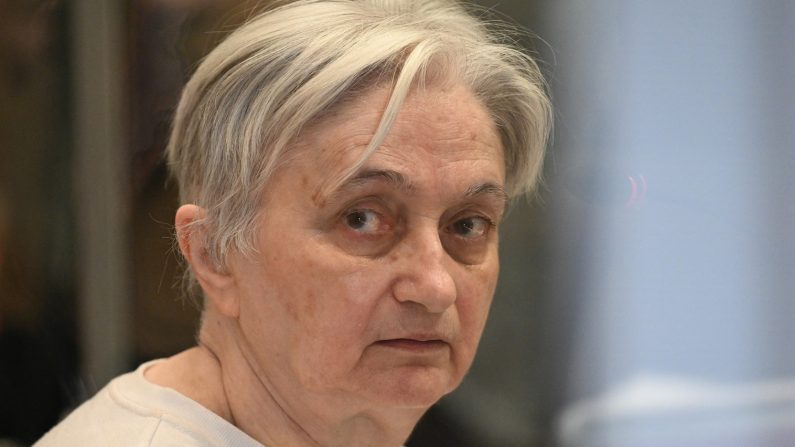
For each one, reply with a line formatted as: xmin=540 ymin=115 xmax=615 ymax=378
xmin=175 ymin=204 xmax=240 ymax=318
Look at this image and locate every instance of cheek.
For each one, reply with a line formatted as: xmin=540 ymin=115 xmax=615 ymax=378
xmin=284 ymin=264 xmax=398 ymax=392
xmin=456 ymin=262 xmax=499 ymax=348
xmin=258 ymin=243 xmax=392 ymax=359
xmin=293 ymin=260 xmax=383 ymax=324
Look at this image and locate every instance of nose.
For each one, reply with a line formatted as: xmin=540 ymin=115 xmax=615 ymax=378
xmin=391 ymin=228 xmax=457 ymax=313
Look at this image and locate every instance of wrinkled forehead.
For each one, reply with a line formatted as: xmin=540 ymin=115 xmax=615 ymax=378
xmin=280 ymin=78 xmax=502 ymax=206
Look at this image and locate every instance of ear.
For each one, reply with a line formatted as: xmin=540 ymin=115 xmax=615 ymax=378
xmin=175 ymin=204 xmax=239 ymax=318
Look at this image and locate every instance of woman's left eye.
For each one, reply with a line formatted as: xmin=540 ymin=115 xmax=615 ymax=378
xmin=448 ymin=216 xmax=492 ymax=239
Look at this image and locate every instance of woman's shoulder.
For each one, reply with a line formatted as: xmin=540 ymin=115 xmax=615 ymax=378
xmin=33 ymin=364 xmax=164 ymax=446
xmin=34 ymin=359 xmax=263 ymax=447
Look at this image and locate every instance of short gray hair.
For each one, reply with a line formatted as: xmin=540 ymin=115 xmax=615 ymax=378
xmin=167 ymin=0 xmax=551 ymax=276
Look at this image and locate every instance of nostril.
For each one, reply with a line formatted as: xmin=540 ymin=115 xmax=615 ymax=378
xmin=392 ymin=277 xmax=418 ymax=303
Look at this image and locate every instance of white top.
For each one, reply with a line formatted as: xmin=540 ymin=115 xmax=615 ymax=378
xmin=34 ymin=360 xmax=264 ymax=447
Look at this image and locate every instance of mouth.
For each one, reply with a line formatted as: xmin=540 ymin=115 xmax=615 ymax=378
xmin=375 ymin=338 xmax=449 ymax=352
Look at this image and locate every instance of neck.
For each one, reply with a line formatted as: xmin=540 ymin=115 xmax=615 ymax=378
xmin=194 ymin=310 xmax=425 ymax=447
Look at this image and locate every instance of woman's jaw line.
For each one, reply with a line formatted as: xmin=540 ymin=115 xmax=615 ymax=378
xmin=196 ymin=308 xmax=434 ymax=447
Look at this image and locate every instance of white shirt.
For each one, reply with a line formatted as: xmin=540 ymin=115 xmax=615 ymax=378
xmin=35 ymin=360 xmax=264 ymax=447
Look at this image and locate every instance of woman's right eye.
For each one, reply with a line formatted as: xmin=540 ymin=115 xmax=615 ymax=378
xmin=345 ymin=210 xmax=383 ymax=234
xmin=341 ymin=207 xmax=395 ymax=238
xmin=335 ymin=206 xmax=398 ymax=257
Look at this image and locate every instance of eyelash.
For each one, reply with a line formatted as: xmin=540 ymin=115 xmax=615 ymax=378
xmin=446 ymin=215 xmax=495 ymax=240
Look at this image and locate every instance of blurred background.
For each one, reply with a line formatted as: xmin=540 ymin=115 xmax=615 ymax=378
xmin=0 ymin=0 xmax=793 ymax=446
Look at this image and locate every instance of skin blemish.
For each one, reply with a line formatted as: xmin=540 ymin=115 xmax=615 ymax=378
xmin=301 ymin=289 xmax=317 ymax=319
xmin=284 ymin=292 xmax=300 ymax=320
xmin=311 ymin=187 xmax=327 ymax=207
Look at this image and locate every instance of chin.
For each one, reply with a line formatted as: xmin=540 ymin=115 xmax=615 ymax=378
xmin=366 ymin=365 xmax=461 ymax=409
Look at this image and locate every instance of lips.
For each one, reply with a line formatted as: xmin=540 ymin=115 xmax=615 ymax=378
xmin=375 ymin=338 xmax=449 ymax=352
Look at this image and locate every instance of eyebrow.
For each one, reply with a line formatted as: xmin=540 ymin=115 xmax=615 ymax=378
xmin=339 ymin=169 xmax=416 ymax=195
xmin=465 ymin=182 xmax=509 ymax=209
xmin=327 ymin=168 xmax=507 ymax=208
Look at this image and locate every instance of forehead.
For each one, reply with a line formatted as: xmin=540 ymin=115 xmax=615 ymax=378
xmin=289 ymin=82 xmax=505 ymax=200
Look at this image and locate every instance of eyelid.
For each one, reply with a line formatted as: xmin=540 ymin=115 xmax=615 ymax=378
xmin=444 ymin=205 xmax=500 ymax=229
xmin=448 ymin=215 xmax=495 ymax=237
xmin=338 ymin=196 xmax=394 ymax=220
xmin=336 ymin=197 xmax=403 ymax=237
xmin=331 ymin=197 xmax=403 ymax=258
xmin=440 ymin=213 xmax=496 ymax=265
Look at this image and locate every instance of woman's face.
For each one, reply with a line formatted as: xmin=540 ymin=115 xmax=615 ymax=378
xmin=228 ymin=82 xmax=506 ymax=410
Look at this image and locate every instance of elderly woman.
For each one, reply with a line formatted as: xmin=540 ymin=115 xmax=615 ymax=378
xmin=37 ymin=0 xmax=550 ymax=445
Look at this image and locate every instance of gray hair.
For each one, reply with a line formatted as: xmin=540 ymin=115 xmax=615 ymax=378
xmin=167 ymin=0 xmax=551 ymax=277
